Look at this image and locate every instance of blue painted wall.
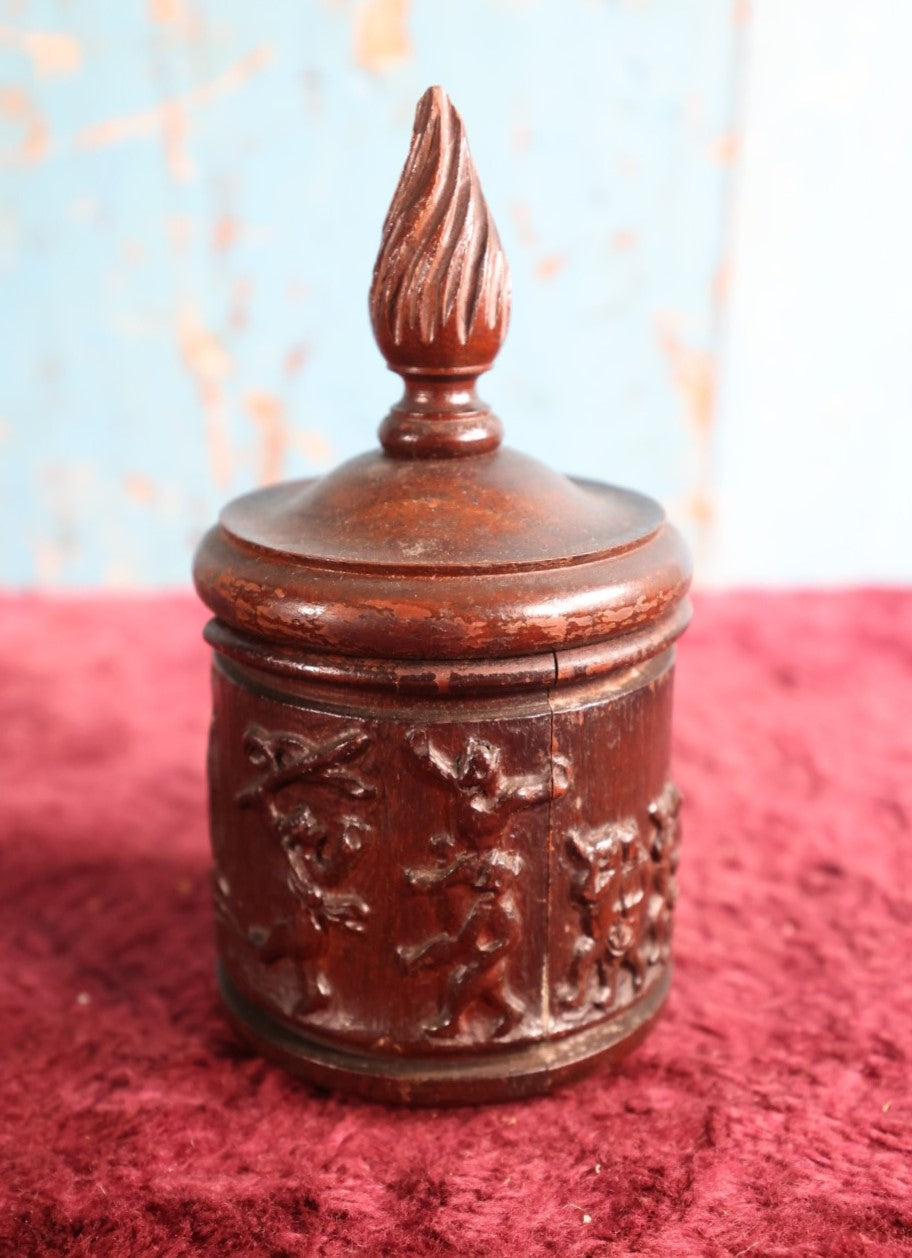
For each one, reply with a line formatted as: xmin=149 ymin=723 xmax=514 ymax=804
xmin=1 ymin=0 xmax=739 ymax=586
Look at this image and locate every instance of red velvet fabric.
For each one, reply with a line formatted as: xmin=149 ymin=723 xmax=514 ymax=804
xmin=1 ymin=591 xmax=910 ymax=1257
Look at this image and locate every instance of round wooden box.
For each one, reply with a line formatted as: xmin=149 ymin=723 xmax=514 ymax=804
xmin=194 ymin=87 xmax=691 ymax=1105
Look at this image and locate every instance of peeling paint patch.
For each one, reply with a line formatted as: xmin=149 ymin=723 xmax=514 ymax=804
xmin=161 ymin=101 xmax=193 ymax=181
xmin=655 ymin=312 xmax=717 ymax=579
xmin=103 ymin=560 xmax=139 ymax=589
xmin=536 ymin=254 xmax=566 ymax=282
xmin=229 ymin=277 xmax=254 ymax=333
xmin=611 ymin=230 xmax=638 ymax=253
xmin=712 ymin=259 xmax=730 ymax=307
xmin=510 ymin=202 xmax=537 ymax=248
xmin=284 ymin=343 xmax=309 ymax=376
xmin=0 ymin=85 xmax=49 ymax=166
xmin=34 ymin=460 xmax=96 ymax=584
xmin=33 ymin=540 xmax=66 ymax=585
xmin=295 ymin=430 xmax=334 ymax=467
xmin=212 ymin=213 xmax=239 ymax=254
xmin=0 ymin=27 xmax=83 ymax=77
xmin=123 ymin=472 xmax=159 ymax=505
xmin=245 ymin=392 xmax=288 ymax=486
xmin=178 ymin=308 xmax=232 ymax=383
xmin=687 ymin=490 xmax=715 ymax=528
xmin=353 ymin=0 xmax=411 ymax=74
xmin=146 ymin=0 xmax=200 ymax=34
xmin=75 ymin=45 xmax=274 ymax=182
xmin=511 ymin=125 xmax=534 ymax=152
xmin=654 ymin=312 xmax=716 ymax=435
xmin=177 ymin=305 xmax=233 ymax=486
xmin=708 ymin=131 xmax=739 ymax=166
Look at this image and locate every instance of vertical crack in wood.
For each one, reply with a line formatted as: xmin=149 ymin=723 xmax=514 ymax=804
xmin=543 ymin=649 xmax=560 ymax=1044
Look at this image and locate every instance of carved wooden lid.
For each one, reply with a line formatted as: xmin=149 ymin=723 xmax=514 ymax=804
xmin=194 ymin=87 xmax=691 ymax=674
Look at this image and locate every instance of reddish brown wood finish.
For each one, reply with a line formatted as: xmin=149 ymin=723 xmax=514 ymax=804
xmin=194 ymin=86 xmax=691 ymax=1104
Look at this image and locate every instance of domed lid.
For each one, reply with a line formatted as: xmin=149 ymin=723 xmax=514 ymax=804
xmin=194 ymin=87 xmax=691 ymax=671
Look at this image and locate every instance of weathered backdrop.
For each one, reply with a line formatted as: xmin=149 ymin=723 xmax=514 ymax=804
xmin=4 ymin=2 xmax=907 ymax=587
xmin=1 ymin=0 xmax=738 ymax=586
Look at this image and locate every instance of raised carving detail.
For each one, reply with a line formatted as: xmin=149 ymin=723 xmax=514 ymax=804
xmin=398 ymin=729 xmax=569 ymax=1041
xmin=404 ymin=728 xmax=569 ymax=847
xmin=399 ymin=849 xmax=526 ymax=1040
xmin=557 ymin=819 xmax=650 ymax=1013
xmin=644 ymin=780 xmax=682 ymax=965
xmin=557 ymin=781 xmax=682 ymax=1015
xmin=370 ymin=85 xmax=510 ymax=353
xmin=226 ymin=723 xmax=376 ymax=1016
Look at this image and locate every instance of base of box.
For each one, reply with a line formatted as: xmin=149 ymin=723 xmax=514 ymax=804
xmin=217 ymin=963 xmax=671 ymax=1106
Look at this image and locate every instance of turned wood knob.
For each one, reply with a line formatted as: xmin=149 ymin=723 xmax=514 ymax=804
xmin=370 ymin=86 xmax=510 ymax=458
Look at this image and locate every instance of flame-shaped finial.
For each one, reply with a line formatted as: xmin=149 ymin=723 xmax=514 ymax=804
xmin=371 ymin=87 xmax=510 ymax=457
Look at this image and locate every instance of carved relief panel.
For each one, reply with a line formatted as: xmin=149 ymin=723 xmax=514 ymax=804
xmin=209 ymin=651 xmax=679 ymax=1054
xmin=207 ymin=663 xmax=559 ymax=1052
xmin=557 ymin=818 xmax=650 ymax=1013
xmin=207 ymin=668 xmax=377 ymax=1033
xmin=644 ymin=780 xmax=682 ymax=967
xmin=396 ymin=728 xmax=568 ymax=1044
xmin=224 ymin=723 xmax=374 ymax=1017
xmin=548 ymin=656 xmax=678 ymax=1032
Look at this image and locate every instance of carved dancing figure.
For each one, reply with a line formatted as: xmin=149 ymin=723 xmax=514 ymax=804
xmin=558 ymin=818 xmax=650 ymax=1012
xmin=399 ymin=728 xmax=570 ymax=1040
xmin=644 ymin=781 xmax=682 ymax=965
xmin=398 ymin=849 xmax=525 ymax=1038
xmin=231 ymin=723 xmax=375 ymax=1015
xmin=404 ymin=727 xmax=569 ymax=847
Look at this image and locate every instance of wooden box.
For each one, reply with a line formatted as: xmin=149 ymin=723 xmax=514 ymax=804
xmin=194 ymin=88 xmax=691 ymax=1104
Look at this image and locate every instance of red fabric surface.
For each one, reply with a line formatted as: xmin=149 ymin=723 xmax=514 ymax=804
xmin=1 ymin=590 xmax=910 ymax=1257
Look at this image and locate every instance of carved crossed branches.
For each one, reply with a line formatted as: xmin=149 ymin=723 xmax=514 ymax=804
xmin=235 ymin=723 xmax=376 ymax=941
xmin=236 ymin=725 xmax=374 ymax=809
